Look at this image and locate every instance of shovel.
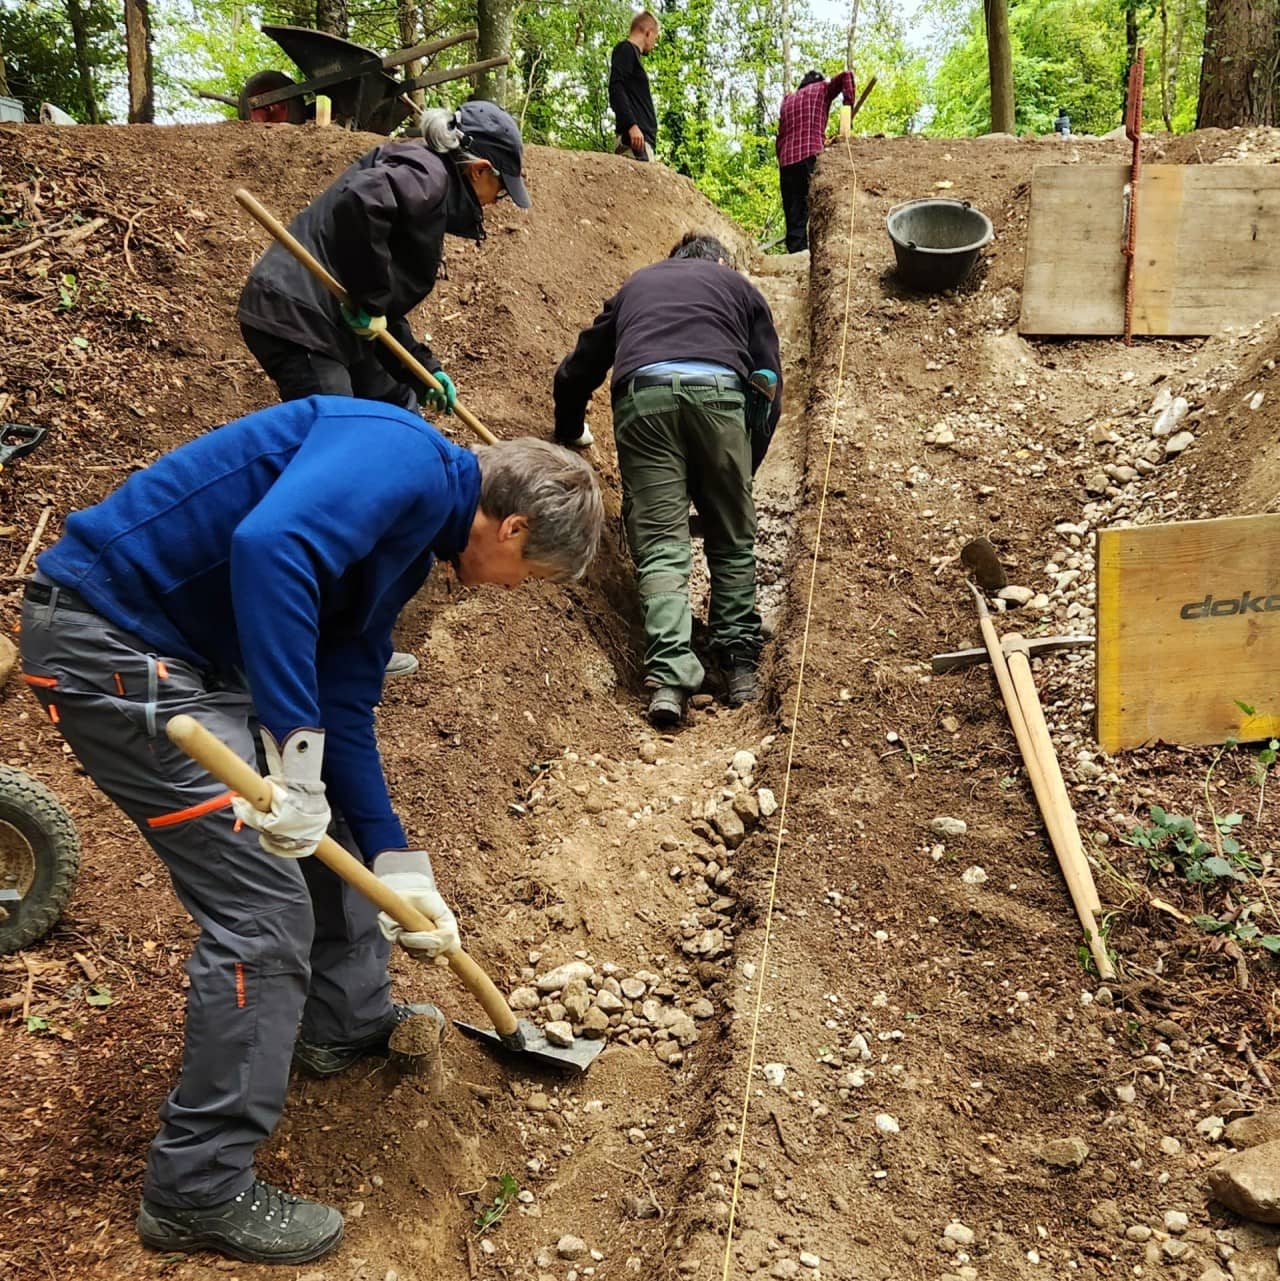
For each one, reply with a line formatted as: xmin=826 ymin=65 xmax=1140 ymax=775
xmin=165 ymin=714 xmax=604 ymax=1072
xmin=0 ymin=423 xmax=46 ymax=474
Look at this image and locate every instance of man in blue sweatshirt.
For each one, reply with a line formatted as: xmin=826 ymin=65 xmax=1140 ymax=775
xmin=19 ymin=396 xmax=602 ymax=1265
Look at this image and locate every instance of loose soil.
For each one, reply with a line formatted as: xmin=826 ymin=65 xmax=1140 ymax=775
xmin=2 ymin=120 xmax=1279 ymax=1281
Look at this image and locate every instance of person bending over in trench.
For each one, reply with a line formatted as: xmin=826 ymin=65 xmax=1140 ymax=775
xmin=553 ymin=232 xmax=783 ymax=728
xmin=238 ymin=100 xmax=530 ymax=679
xmin=20 ymin=396 xmax=602 ymax=1266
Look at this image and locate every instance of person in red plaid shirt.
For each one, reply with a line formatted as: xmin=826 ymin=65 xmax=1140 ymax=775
xmin=775 ymin=68 xmax=856 ymax=252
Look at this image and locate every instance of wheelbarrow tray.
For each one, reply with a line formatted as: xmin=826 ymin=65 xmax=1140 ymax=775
xmin=256 ymin=24 xmax=413 ymax=133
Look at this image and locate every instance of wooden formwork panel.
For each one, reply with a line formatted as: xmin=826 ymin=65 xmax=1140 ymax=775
xmin=1020 ymin=164 xmax=1280 ymax=336
xmin=1096 ymin=514 xmax=1280 ymax=753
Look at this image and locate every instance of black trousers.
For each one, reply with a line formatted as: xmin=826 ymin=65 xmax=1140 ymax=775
xmin=779 ymin=156 xmax=817 ymax=253
xmin=240 ymin=323 xmax=418 ymax=412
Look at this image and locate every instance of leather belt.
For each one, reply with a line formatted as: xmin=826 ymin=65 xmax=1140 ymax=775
xmin=614 ymin=371 xmax=743 ymax=402
xmin=24 ymin=580 xmax=98 ymax=614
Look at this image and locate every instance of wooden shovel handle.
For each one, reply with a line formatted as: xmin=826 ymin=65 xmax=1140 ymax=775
xmin=233 ymin=188 xmax=497 ymax=447
xmin=165 ymin=714 xmax=519 ymax=1036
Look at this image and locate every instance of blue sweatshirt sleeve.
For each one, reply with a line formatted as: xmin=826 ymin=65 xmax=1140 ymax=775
xmin=314 ymin=594 xmax=406 ymax=862
xmin=229 ymin=411 xmax=449 ymax=757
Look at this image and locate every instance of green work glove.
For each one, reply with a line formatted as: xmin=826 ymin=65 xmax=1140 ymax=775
xmin=423 ymin=369 xmax=457 ymax=416
xmin=340 ymin=304 xmax=387 ymax=340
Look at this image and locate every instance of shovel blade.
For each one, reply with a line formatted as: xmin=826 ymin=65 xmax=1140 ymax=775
xmin=454 ymin=1018 xmax=605 ymax=1073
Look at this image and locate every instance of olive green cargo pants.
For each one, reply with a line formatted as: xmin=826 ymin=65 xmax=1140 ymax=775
xmin=612 ymin=375 xmax=763 ymax=693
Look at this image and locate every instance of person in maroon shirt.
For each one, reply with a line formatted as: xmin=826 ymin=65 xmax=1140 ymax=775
xmin=775 ymin=68 xmax=856 ymax=252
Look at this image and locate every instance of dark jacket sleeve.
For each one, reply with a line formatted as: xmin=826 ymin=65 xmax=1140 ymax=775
xmin=328 ymin=156 xmax=447 ymax=318
xmin=609 ymin=42 xmax=637 ymax=134
xmin=553 ymin=293 xmax=620 ymax=442
xmin=746 ymin=285 xmax=784 ymax=434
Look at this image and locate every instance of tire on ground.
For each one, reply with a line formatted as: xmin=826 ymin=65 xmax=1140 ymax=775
xmin=0 ymin=765 xmax=80 ymax=955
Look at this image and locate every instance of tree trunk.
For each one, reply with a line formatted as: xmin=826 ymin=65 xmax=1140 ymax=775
xmin=1124 ymin=1 xmax=1139 ymax=116
xmin=476 ymin=0 xmax=515 ymax=105
xmin=125 ymin=0 xmax=155 ymax=123
xmin=780 ymin=0 xmax=792 ymax=96
xmin=65 ymin=0 xmax=101 ymax=122
xmin=983 ymin=0 xmax=1014 ymax=133
xmin=397 ymin=0 xmax=422 ymax=106
xmin=846 ymin=0 xmax=860 ymax=70
xmin=314 ymin=0 xmax=348 ymax=39
xmin=0 ymin=34 xmax=10 ymax=99
xmin=1159 ymin=0 xmax=1172 ymax=130
xmin=1197 ymin=0 xmax=1279 ymax=127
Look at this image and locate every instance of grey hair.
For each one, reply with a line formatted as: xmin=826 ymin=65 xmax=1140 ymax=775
xmin=418 ymin=106 xmax=475 ymax=158
xmin=474 ymin=438 xmax=604 ymax=580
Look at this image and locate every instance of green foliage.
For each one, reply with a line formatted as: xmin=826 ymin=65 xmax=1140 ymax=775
xmin=1122 ymin=804 xmax=1256 ymax=883
xmin=474 ymin=1172 xmax=519 ymax=1233
xmin=0 ymin=0 xmax=122 ymax=120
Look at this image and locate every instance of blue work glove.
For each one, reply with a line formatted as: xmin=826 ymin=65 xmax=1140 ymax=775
xmin=423 ymin=369 xmax=457 ymax=416
xmin=340 ymin=304 xmax=388 ymax=340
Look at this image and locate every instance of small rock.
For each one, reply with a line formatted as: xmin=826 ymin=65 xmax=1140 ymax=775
xmin=1088 ymin=1199 xmax=1124 ymax=1233
xmin=1150 ymin=386 xmax=1173 ymax=414
xmin=997 ymin=585 xmax=1035 ymax=607
xmin=527 ymin=1092 xmax=551 ymax=1112
xmin=509 ymin=986 xmax=541 ymax=1011
xmin=562 ymin=978 xmax=592 ymax=1023
xmin=1084 ymin=469 xmax=1110 ymax=496
xmin=944 ymin=1223 xmax=975 ymax=1246
xmin=535 ymin=961 xmax=593 ymax=994
xmin=691 ymin=998 xmax=715 ymax=1018
xmin=621 ymin=978 xmax=647 ymax=1000
xmin=1125 ymin=1225 xmax=1152 ymax=1242
xmin=639 ymin=741 xmax=659 ymax=764
xmin=933 ymin=427 xmax=957 ymax=447
xmin=757 ymin=787 xmax=778 ymax=817
xmin=582 ymin=1007 xmax=610 ymax=1039
xmin=1206 ymin=1139 xmax=1280 ymax=1223
xmin=763 ymin=1062 xmax=787 ymax=1087
xmin=1160 ymin=1136 xmax=1184 ymax=1157
xmin=960 ymin=865 xmax=987 ymax=886
xmin=1224 ymin=1111 xmax=1280 ymax=1150
xmin=874 ymin=1113 xmax=900 ymax=1135
xmin=731 ymin=749 xmax=757 ymax=778
xmin=1249 ymin=391 xmax=1265 ymax=411
xmin=543 ymin=1021 xmax=574 ymax=1047
xmin=557 ymin=1235 xmax=588 ymax=1260
xmin=1152 ymin=396 xmax=1189 ymax=436
xmin=940 ymin=715 xmax=960 ymax=733
xmin=799 ymin=1253 xmax=820 ymax=1269
xmin=596 ymin=990 xmax=625 ymax=1015
xmin=732 ymin=790 xmax=760 ymax=827
xmin=1162 ymin=1238 xmax=1190 ymax=1261
xmin=770 ymin=1261 xmax=799 ymax=1279
xmin=1164 ymin=1210 xmax=1190 ymax=1233
xmin=654 ymin=1039 xmax=683 ymax=1065
xmin=711 ymin=805 xmax=746 ymax=849
xmin=930 ymin=816 xmax=967 ymax=839
xmin=1116 ymin=1083 xmax=1136 ymax=1104
xmin=1039 ymin=1137 xmax=1089 ymax=1169
xmin=1164 ymin=429 xmax=1195 ymax=456
xmin=622 ymin=1193 xmax=661 ymax=1220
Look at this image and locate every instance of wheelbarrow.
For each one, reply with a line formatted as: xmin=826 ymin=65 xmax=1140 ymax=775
xmin=239 ymin=24 xmax=510 ymax=135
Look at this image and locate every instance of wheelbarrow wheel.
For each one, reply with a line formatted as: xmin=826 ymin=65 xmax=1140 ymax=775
xmin=0 ymin=765 xmax=80 ymax=956
xmin=238 ymin=70 xmax=307 ymax=125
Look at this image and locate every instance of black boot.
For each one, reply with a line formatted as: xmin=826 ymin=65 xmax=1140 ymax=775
xmin=724 ymin=662 xmax=759 ymax=707
xmin=293 ymin=1001 xmax=444 ymax=1077
xmin=137 ymin=1179 xmax=343 ymax=1264
xmin=647 ymin=686 xmax=685 ymax=728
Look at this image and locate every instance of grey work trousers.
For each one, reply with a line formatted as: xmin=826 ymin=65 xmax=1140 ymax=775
xmin=20 ymin=579 xmax=393 ymax=1208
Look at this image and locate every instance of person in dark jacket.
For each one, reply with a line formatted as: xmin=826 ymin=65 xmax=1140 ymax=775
xmin=609 ymin=10 xmax=659 ymax=161
xmin=239 ymin=101 xmax=530 ymax=416
xmin=20 ymin=397 xmax=602 ymax=1266
xmin=553 ymin=232 xmax=783 ymax=727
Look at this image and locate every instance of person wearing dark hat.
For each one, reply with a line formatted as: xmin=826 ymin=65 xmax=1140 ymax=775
xmin=238 ymin=99 xmax=531 ymax=678
xmin=239 ymin=100 xmax=530 ymax=419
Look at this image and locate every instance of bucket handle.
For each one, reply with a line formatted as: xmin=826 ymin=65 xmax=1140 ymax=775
xmin=886 ymin=196 xmax=973 ymax=220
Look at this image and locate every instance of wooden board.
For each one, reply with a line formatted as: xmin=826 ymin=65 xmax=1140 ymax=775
xmin=1096 ymin=514 xmax=1280 ymax=752
xmin=1020 ymin=164 xmax=1280 ymax=335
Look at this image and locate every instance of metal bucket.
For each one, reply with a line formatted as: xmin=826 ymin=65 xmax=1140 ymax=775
xmin=886 ymin=198 xmax=993 ymax=292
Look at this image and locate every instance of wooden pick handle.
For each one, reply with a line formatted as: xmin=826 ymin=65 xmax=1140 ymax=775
xmin=165 ymin=714 xmax=519 ymax=1035
xmin=233 ymin=188 xmax=498 ymax=446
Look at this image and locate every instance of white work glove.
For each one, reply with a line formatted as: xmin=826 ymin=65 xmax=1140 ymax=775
xmin=231 ymin=728 xmax=330 ymax=858
xmin=565 ymin=421 xmax=594 ymax=448
xmin=373 ymin=849 xmax=461 ymax=965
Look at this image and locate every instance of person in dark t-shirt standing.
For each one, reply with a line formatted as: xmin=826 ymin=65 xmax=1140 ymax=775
xmin=610 ymin=10 xmax=660 ymax=161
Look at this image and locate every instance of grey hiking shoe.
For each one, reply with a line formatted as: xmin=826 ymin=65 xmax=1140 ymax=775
xmin=647 ymin=686 xmax=685 ymax=728
xmin=385 ymin=650 xmax=419 ymax=678
xmin=137 ymin=1178 xmax=343 ymax=1264
xmin=724 ymin=663 xmax=759 ymax=707
xmin=293 ymin=1001 xmax=445 ymax=1078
